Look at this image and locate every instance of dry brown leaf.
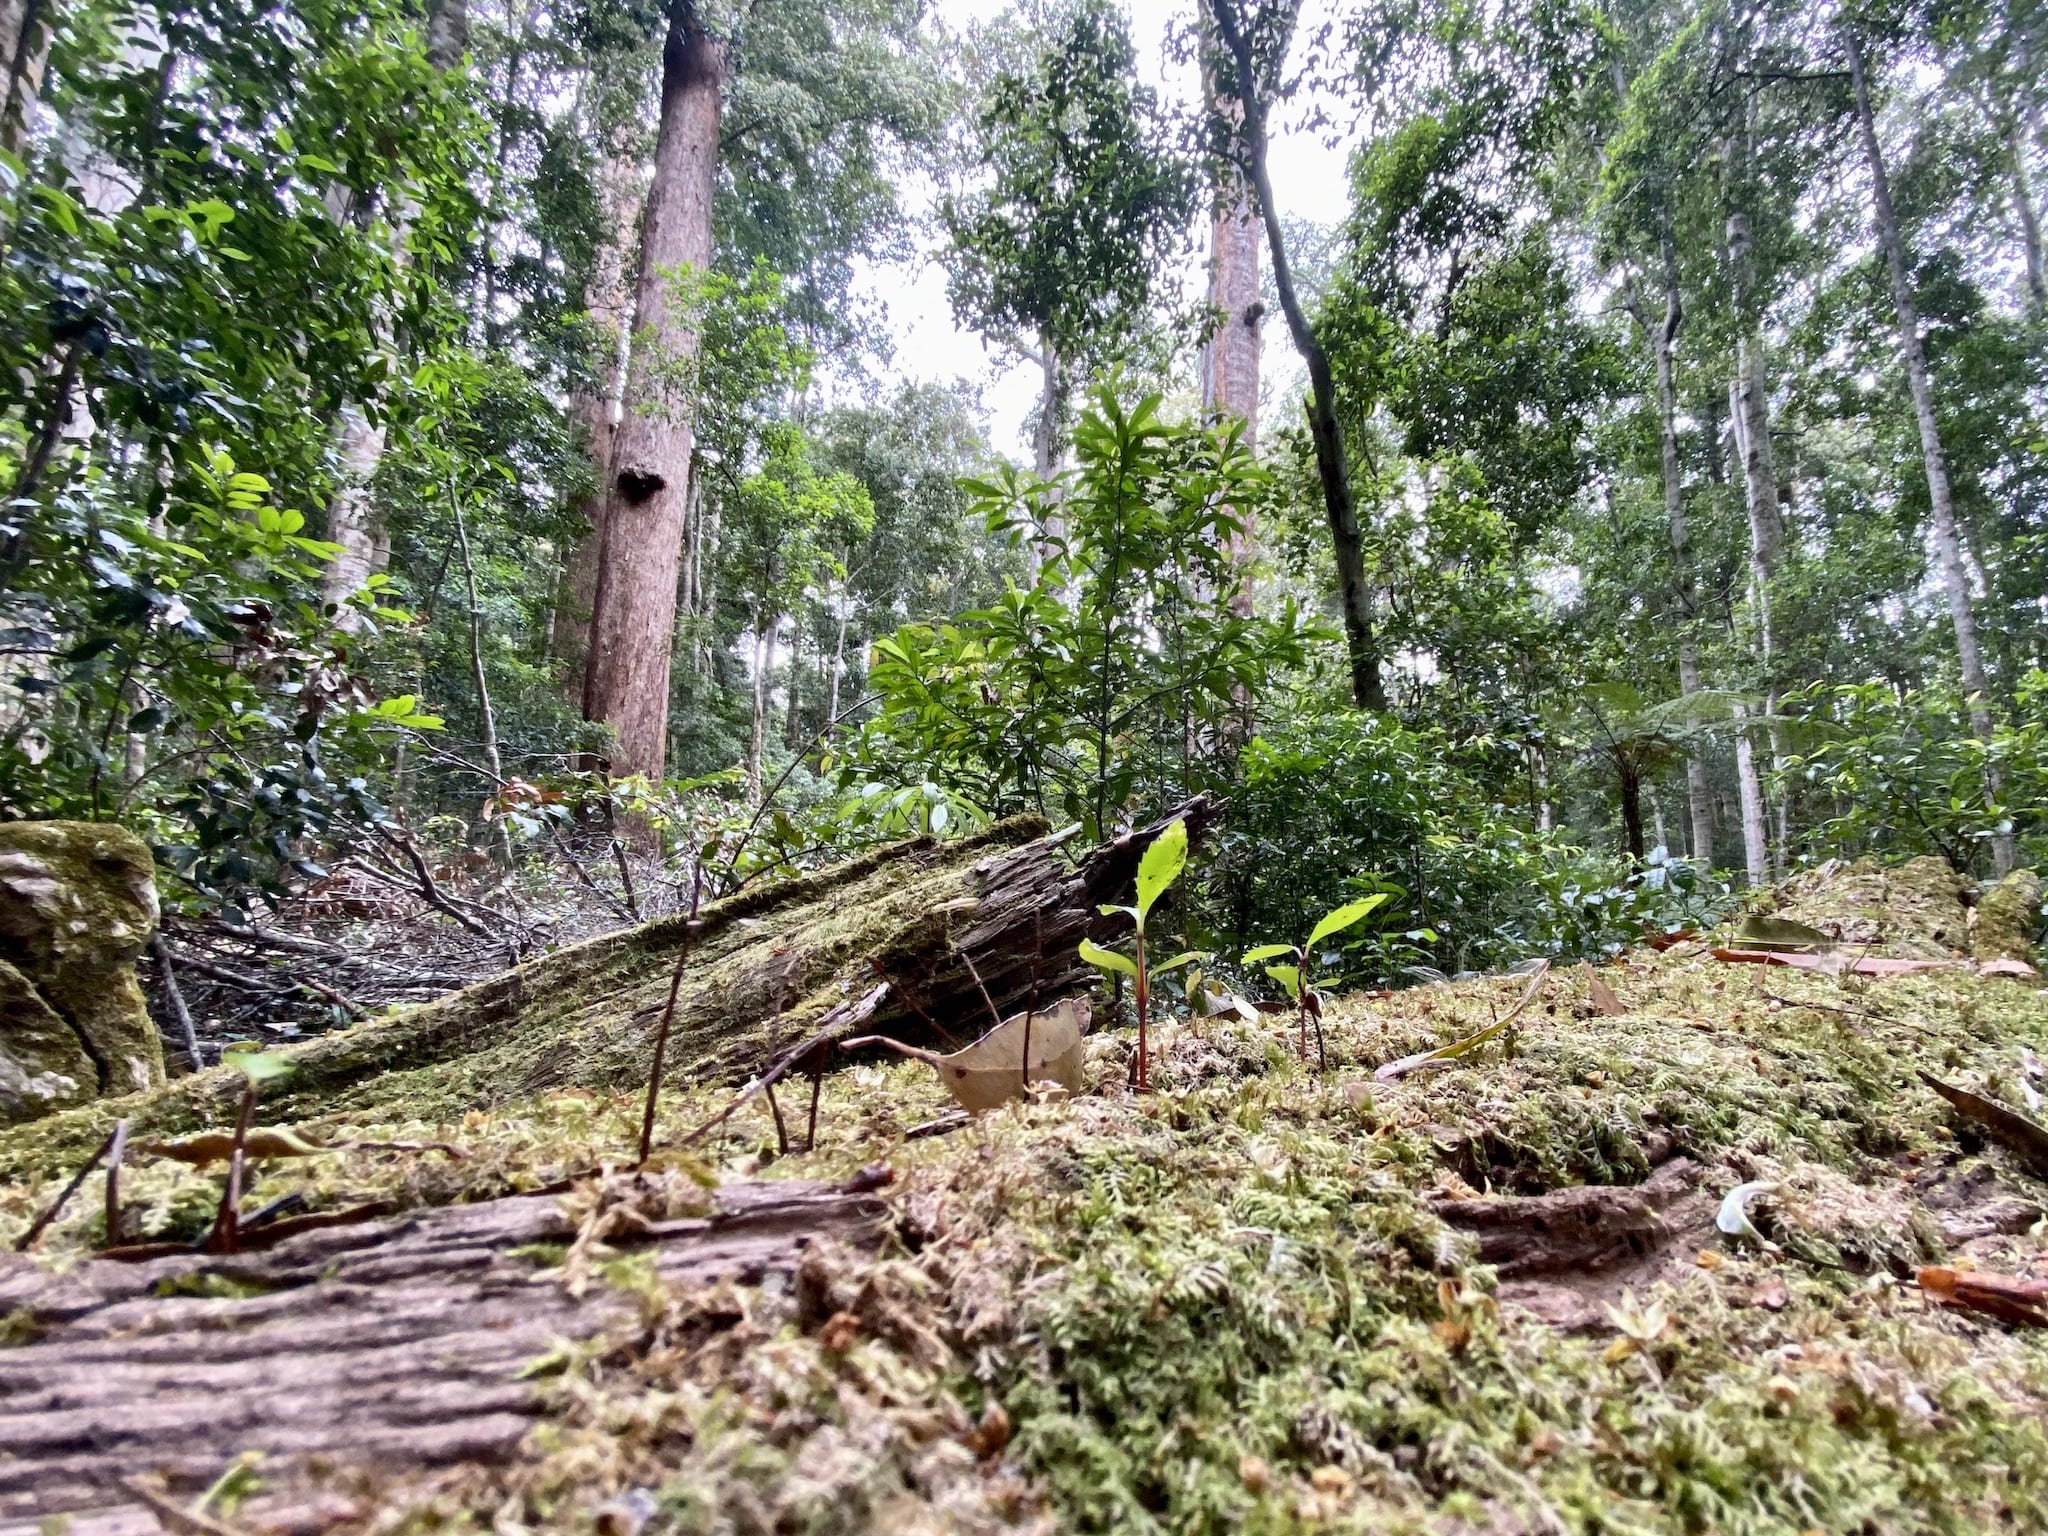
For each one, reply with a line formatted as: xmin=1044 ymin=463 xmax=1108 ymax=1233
xmin=136 ymin=1128 xmax=326 ymax=1165
xmin=1585 ymin=967 xmax=1625 ymax=1017
xmin=846 ymin=997 xmax=1089 ymax=1113
xmin=1918 ymin=1265 xmax=2048 ymax=1327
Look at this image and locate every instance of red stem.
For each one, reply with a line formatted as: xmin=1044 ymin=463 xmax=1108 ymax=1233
xmin=1134 ymin=927 xmax=1149 ymax=1092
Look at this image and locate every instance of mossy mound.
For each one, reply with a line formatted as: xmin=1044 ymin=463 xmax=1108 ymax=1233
xmin=9 ymin=852 xmax=2048 ymax=1533
xmin=1975 ymin=870 xmax=2045 ymax=965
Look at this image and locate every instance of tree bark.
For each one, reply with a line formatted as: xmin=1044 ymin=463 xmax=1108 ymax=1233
xmin=554 ymin=144 xmax=645 ymax=700
xmin=747 ymin=609 xmax=771 ymax=804
xmin=582 ymin=0 xmax=724 ymax=780
xmin=1207 ymin=0 xmax=1384 ymax=712
xmin=0 ymin=0 xmax=50 ymax=156
xmin=1725 ymin=201 xmax=1781 ymax=882
xmin=1847 ymin=31 xmax=2013 ymax=875
xmin=1618 ymin=763 xmax=1646 ymax=863
xmin=1204 ymin=176 xmax=1264 ymax=614
xmin=1635 ymin=245 xmax=1714 ymax=868
xmin=2012 ymin=113 xmax=2047 ymax=317
xmin=1732 ymin=707 xmax=1770 ymax=887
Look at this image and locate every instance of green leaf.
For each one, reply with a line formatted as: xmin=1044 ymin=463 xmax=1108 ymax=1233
xmin=1241 ymin=942 xmax=1295 ymax=964
xmin=1263 ymin=963 xmax=1301 ymax=999
xmin=222 ymin=1046 xmax=296 ymax=1084
xmin=1151 ymin=950 xmax=1206 ymax=975
xmin=1307 ymin=894 xmax=1388 ymax=950
xmin=1133 ymin=816 xmax=1187 ymax=919
xmin=1079 ymin=938 xmax=1137 ymax=977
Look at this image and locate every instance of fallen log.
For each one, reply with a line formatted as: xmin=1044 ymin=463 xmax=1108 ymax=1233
xmin=0 ymin=1175 xmax=892 ymax=1526
xmin=0 ymin=802 xmax=1220 ymax=1185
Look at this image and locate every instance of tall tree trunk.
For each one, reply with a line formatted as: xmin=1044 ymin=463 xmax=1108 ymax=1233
xmin=2011 ymin=113 xmax=2047 ymax=317
xmin=1732 ymin=709 xmax=1769 ymax=887
xmin=1725 ymin=202 xmax=1782 ymax=882
xmin=1617 ymin=763 xmax=1645 ymax=863
xmin=1847 ymin=31 xmax=2014 ymax=875
xmin=826 ymin=593 xmax=850 ymax=730
xmin=582 ymin=0 xmax=723 ymax=780
xmin=747 ymin=609 xmax=771 ymax=804
xmin=318 ymin=0 xmax=467 ymax=618
xmin=1637 ymin=244 xmax=1715 ymax=868
xmin=554 ymin=144 xmax=645 ymax=701
xmin=1208 ymin=0 xmax=1384 ymax=712
xmin=783 ymin=611 xmax=804 ymax=751
xmin=1203 ymin=177 xmax=1264 ymax=613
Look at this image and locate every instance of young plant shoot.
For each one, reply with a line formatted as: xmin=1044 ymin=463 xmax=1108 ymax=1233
xmin=1243 ymin=895 xmax=1388 ymax=1068
xmin=1080 ymin=816 xmax=1202 ymax=1091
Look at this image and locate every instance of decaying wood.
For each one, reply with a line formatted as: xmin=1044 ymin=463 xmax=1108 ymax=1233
xmin=2 ymin=801 xmax=1221 ymax=1184
xmin=1428 ymin=1158 xmax=1704 ymax=1279
xmin=0 ymin=1176 xmax=891 ymax=1525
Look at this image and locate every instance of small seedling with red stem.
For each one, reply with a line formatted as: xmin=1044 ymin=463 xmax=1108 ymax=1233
xmin=1243 ymin=895 xmax=1388 ymax=1070
xmin=1081 ymin=817 xmax=1203 ymax=1092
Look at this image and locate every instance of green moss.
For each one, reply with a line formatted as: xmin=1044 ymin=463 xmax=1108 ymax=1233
xmin=1974 ymin=870 xmax=2043 ymax=965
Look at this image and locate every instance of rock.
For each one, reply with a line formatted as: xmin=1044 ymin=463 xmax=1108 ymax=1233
xmin=0 ymin=821 xmax=163 ymax=1124
xmin=1974 ymin=869 xmax=2043 ymax=967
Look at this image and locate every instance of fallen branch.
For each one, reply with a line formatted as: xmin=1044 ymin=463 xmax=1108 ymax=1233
xmin=1920 ymin=1072 xmax=2048 ymax=1183
xmin=1376 ymin=962 xmax=1550 ymax=1081
xmin=152 ymin=932 xmax=205 ymax=1072
xmin=13 ymin=1121 xmax=124 ymax=1251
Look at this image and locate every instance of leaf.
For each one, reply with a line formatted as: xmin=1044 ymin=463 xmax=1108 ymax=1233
xmin=1733 ymin=914 xmax=1834 ymax=953
xmin=1151 ymin=950 xmax=1206 ymax=975
xmin=1133 ymin=816 xmax=1187 ymax=920
xmin=1583 ymin=965 xmax=1625 ymax=1016
xmin=1307 ymin=894 xmax=1387 ymax=951
xmin=137 ymin=1127 xmax=324 ymax=1165
xmin=1079 ymin=938 xmax=1137 ymax=977
xmin=1715 ymin=1181 xmax=1778 ymax=1243
xmin=1241 ymin=943 xmax=1295 ymax=964
xmin=1263 ymin=963 xmax=1301 ymax=999
xmin=847 ymin=998 xmax=1089 ymax=1113
xmin=1918 ymin=1265 xmax=2048 ymax=1327
xmin=1919 ymin=1072 xmax=2048 ymax=1182
xmin=1375 ymin=961 xmax=1550 ymax=1081
xmin=222 ymin=1046 xmax=296 ymax=1084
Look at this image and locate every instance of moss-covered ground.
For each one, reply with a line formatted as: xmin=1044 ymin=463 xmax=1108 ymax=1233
xmin=6 ymin=857 xmax=2048 ymax=1533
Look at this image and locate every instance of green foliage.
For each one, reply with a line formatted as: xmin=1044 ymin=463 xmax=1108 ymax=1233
xmin=841 ymin=388 xmax=1316 ymax=839
xmin=1782 ymin=679 xmax=2048 ymax=874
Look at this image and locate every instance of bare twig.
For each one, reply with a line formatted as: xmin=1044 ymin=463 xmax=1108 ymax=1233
xmin=104 ymin=1118 xmax=128 ymax=1246
xmin=14 ymin=1124 xmax=122 ymax=1251
xmin=152 ymin=933 xmax=204 ymax=1072
xmin=205 ymin=1083 xmax=259 ymax=1255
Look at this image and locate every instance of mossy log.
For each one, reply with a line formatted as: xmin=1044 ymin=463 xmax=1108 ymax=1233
xmin=0 ymin=802 xmax=1218 ymax=1184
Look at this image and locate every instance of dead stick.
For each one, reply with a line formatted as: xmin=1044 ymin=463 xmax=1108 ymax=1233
xmin=764 ymin=1080 xmax=790 ymax=1156
xmin=205 ymin=1084 xmax=258 ymax=1255
xmin=14 ymin=1125 xmax=120 ymax=1251
xmin=671 ymin=983 xmax=889 ymax=1151
xmin=638 ymin=865 xmax=705 ymax=1166
xmin=103 ymin=1118 xmax=128 ymax=1246
xmin=115 ymin=1477 xmax=253 ymax=1536
xmin=806 ymin=1049 xmax=824 ymax=1152
xmin=152 ymin=933 xmax=204 ymax=1072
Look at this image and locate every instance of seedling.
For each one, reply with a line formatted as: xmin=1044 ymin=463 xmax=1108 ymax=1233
xmin=207 ymin=1045 xmax=297 ymax=1254
xmin=1080 ymin=817 xmax=1202 ymax=1091
xmin=1242 ymin=895 xmax=1388 ymax=1069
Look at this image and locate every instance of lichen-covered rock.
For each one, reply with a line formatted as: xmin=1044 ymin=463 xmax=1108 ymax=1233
xmin=0 ymin=821 xmax=163 ymax=1122
xmin=1974 ymin=868 xmax=2044 ymax=965
xmin=0 ymin=960 xmax=97 ymax=1121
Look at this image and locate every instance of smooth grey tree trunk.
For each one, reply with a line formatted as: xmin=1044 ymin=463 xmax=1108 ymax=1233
xmin=1847 ymin=31 xmax=2014 ymax=875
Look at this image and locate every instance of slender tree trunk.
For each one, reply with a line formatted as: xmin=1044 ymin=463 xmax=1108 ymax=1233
xmin=453 ymin=488 xmax=513 ymax=865
xmin=747 ymin=609 xmax=771 ymax=804
xmin=1638 ymin=245 xmax=1715 ymax=868
xmin=2011 ymin=113 xmax=2046 ymax=317
xmin=1033 ymin=341 xmax=1060 ymax=481
xmin=1618 ymin=764 xmax=1645 ymax=863
xmin=554 ymin=144 xmax=645 ymax=700
xmin=1847 ymin=31 xmax=2013 ymax=875
xmin=1209 ymin=0 xmax=1385 ymax=712
xmin=0 ymin=0 xmax=50 ymax=156
xmin=825 ymin=592 xmax=850 ymax=730
xmin=318 ymin=0 xmax=467 ymax=618
xmin=783 ymin=611 xmax=804 ymax=751
xmin=1732 ymin=709 xmax=1769 ymax=887
xmin=1725 ymin=203 xmax=1783 ymax=881
xmin=1204 ymin=175 xmax=1263 ymax=613
xmin=582 ymin=0 xmax=723 ymax=780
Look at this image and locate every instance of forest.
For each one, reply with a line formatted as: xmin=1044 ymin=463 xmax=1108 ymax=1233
xmin=5 ymin=0 xmax=2048 ymax=1531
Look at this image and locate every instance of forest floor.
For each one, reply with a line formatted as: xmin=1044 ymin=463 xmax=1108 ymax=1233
xmin=5 ymin=850 xmax=2048 ymax=1535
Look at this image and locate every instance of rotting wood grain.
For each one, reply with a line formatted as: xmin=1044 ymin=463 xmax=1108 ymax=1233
xmin=0 ymin=1176 xmax=890 ymax=1527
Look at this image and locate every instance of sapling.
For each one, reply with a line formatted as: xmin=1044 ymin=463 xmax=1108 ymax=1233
xmin=207 ymin=1045 xmax=297 ymax=1254
xmin=1080 ymin=817 xmax=1203 ymax=1091
xmin=1243 ymin=894 xmax=1387 ymax=1069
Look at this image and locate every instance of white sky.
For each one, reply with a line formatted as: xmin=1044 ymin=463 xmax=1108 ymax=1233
xmin=844 ymin=0 xmax=1356 ymax=459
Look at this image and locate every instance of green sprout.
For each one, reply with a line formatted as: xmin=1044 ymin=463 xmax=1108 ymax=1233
xmin=1080 ymin=817 xmax=1202 ymax=1092
xmin=1242 ymin=894 xmax=1387 ymax=1068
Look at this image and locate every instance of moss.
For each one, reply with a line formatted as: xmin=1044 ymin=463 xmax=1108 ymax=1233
xmin=0 ymin=820 xmax=164 ymax=1107
xmin=1974 ymin=870 xmax=2043 ymax=965
xmin=13 ymin=851 xmax=2048 ymax=1533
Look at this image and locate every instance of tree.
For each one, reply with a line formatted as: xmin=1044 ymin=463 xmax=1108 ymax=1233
xmin=580 ymin=0 xmax=723 ymax=782
xmin=941 ymin=0 xmax=1195 ymax=482
xmin=1843 ymin=21 xmax=2015 ymax=874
